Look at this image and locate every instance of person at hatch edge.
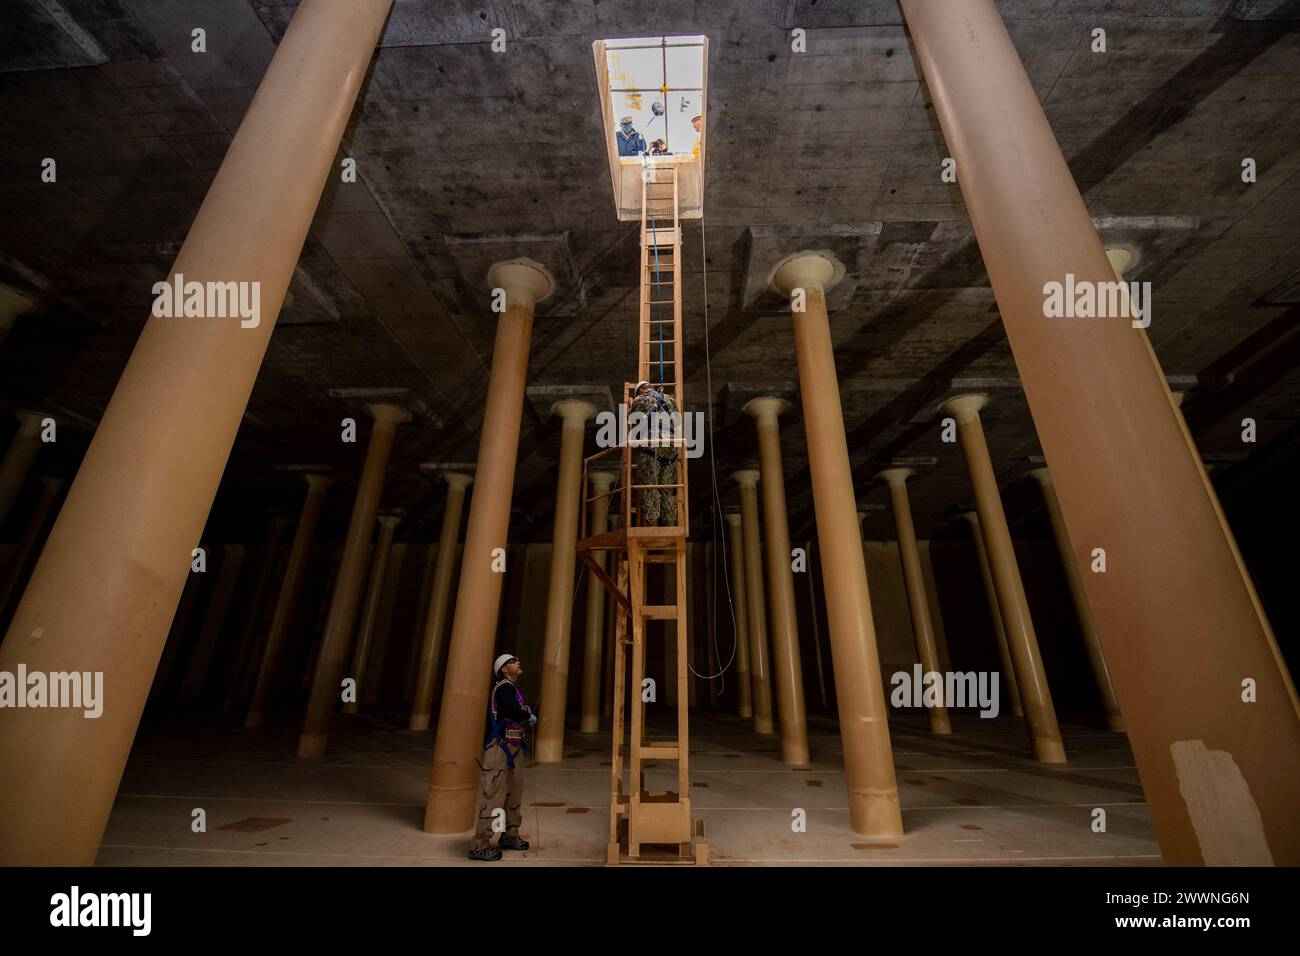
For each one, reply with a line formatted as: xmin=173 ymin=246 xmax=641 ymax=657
xmin=617 ymin=115 xmax=647 ymax=156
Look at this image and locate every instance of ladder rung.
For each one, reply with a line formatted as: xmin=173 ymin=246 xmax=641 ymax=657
xmin=646 ymin=299 xmax=674 ymax=305
xmin=639 ymin=743 xmax=680 ymax=760
xmin=640 ymin=604 xmax=679 ymax=619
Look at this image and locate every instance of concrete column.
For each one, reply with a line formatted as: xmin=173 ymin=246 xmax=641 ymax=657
xmin=1030 ymin=468 xmax=1123 ymax=732
xmin=178 ymin=544 xmax=247 ymax=701
xmin=0 ymin=0 xmax=394 ymax=865
xmin=424 ymin=260 xmax=552 ymax=833
xmin=732 ymin=470 xmax=773 ymax=734
xmin=0 ymin=475 xmax=64 ymax=615
xmin=744 ymin=398 xmax=810 ymax=764
xmin=409 ymin=472 xmax=472 ymax=731
xmin=246 ymin=475 xmax=331 ymax=728
xmin=300 ymin=403 xmax=410 ymax=756
xmin=905 ymin=0 xmax=1300 ymax=865
xmin=343 ymin=513 xmax=401 ymax=715
xmin=942 ymin=394 xmax=1064 ymax=763
xmin=222 ymin=515 xmax=291 ymax=713
xmin=879 ymin=468 xmax=951 ymax=735
xmin=536 ymin=399 xmax=598 ymax=762
xmin=723 ymin=512 xmax=753 ymax=718
xmin=578 ymin=470 xmax=616 ymax=733
xmin=0 ymin=411 xmax=47 ymax=529
xmin=961 ymin=511 xmax=1022 ymax=717
xmin=0 ymin=285 xmax=37 ymax=348
xmin=772 ymin=253 xmax=902 ymax=836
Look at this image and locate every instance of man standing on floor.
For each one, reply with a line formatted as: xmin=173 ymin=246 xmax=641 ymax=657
xmin=468 ymin=654 xmax=536 ymax=861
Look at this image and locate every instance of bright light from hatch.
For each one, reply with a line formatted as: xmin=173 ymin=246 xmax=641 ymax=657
xmin=603 ymin=35 xmax=705 ymax=161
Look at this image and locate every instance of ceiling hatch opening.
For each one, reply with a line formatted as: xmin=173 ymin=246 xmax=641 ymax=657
xmin=593 ymin=35 xmax=708 ymax=222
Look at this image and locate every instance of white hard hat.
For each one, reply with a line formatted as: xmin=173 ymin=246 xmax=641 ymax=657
xmin=634 ymin=381 xmax=651 ymax=393
xmin=493 ymin=653 xmax=518 ymax=676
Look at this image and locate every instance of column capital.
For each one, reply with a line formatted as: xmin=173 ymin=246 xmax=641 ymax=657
xmin=0 ymin=285 xmax=39 ymax=321
xmin=939 ymin=392 xmax=988 ymax=423
xmin=731 ymin=469 xmax=760 ymax=489
xmin=770 ymin=251 xmax=843 ymax=297
xmin=303 ymin=472 xmax=334 ymax=492
xmin=377 ymin=513 xmax=403 ymax=529
xmin=960 ymin=509 xmax=978 ymax=526
xmin=877 ymin=467 xmax=913 ymax=487
xmin=723 ymin=511 xmax=742 ymax=528
xmin=552 ymin=399 xmax=597 ymax=425
xmin=743 ymin=396 xmax=792 ymax=421
xmin=1104 ymin=246 xmax=1135 ymax=282
xmin=368 ymin=402 xmax=412 ymax=427
xmin=589 ymin=469 xmax=617 ymax=493
xmin=443 ymin=471 xmax=474 ymax=492
xmin=15 ymin=410 xmax=48 ymax=434
xmin=488 ymin=258 xmax=554 ymax=309
xmin=1170 ymin=391 xmax=1186 ymax=410
xmin=1027 ymin=467 xmax=1052 ymax=486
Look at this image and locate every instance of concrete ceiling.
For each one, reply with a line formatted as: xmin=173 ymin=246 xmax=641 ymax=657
xmin=2 ymin=0 xmax=1299 ymax=543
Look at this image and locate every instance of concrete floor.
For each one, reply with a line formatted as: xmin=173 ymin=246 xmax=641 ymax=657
xmin=97 ymin=710 xmax=1160 ymax=866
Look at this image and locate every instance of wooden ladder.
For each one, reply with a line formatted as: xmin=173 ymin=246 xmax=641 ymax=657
xmin=576 ymin=163 xmax=706 ymax=865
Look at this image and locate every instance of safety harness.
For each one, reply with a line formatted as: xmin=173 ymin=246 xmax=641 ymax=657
xmin=484 ymin=677 xmax=529 ymax=769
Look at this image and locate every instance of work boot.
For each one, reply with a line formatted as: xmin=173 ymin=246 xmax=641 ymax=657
xmin=468 ymin=846 xmax=502 ymax=862
xmin=498 ymin=834 xmax=529 ymax=851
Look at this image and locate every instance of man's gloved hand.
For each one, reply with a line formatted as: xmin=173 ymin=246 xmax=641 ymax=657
xmin=527 ymin=714 xmax=538 ymax=726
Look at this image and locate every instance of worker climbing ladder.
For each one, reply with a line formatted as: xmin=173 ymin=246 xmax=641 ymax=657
xmin=576 ymin=163 xmax=707 ymax=865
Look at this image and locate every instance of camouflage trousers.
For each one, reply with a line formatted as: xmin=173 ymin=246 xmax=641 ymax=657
xmin=470 ymin=743 xmax=525 ymax=851
xmin=635 ymin=451 xmax=677 ymax=526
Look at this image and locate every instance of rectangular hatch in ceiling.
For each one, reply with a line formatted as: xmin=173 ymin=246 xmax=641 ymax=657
xmin=593 ymin=35 xmax=708 ymax=222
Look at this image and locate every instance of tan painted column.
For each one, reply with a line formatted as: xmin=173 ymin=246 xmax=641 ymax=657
xmin=879 ymin=468 xmax=951 ymax=735
xmin=1030 ymin=468 xmax=1123 ymax=732
xmin=222 ymin=514 xmax=291 ymax=713
xmin=343 ymin=513 xmax=401 ymax=715
xmin=961 ymin=511 xmax=1022 ymax=717
xmin=723 ymin=512 xmax=753 ymax=718
xmin=246 ymin=475 xmax=331 ymax=728
xmin=744 ymin=398 xmax=810 ymax=764
xmin=942 ymin=394 xmax=1064 ymax=762
xmin=0 ymin=410 xmax=47 ymax=528
xmin=732 ymin=470 xmax=774 ymax=734
xmin=772 ymin=253 xmax=902 ymax=836
xmin=0 ymin=0 xmax=394 ymax=865
xmin=409 ymin=471 xmax=472 ymax=731
xmin=424 ymin=260 xmax=552 ymax=833
xmin=535 ymin=399 xmax=598 ymax=762
xmin=904 ymin=0 xmax=1300 ymax=863
xmin=0 ymin=475 xmax=64 ymax=614
xmin=0 ymin=285 xmax=37 ymax=348
xmin=300 ymin=403 xmax=410 ymax=756
xmin=578 ymin=469 xmax=616 ymax=733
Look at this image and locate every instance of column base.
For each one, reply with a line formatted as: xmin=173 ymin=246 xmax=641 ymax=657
xmin=578 ymin=716 xmax=599 ymax=734
xmin=738 ymin=706 xmax=752 ymax=719
xmin=847 ymin=789 xmax=904 ymax=837
xmin=408 ymin=713 xmax=431 ymax=732
xmin=753 ymin=716 xmax=774 ymax=735
xmin=781 ymin=742 xmax=811 ymax=766
xmin=297 ymin=732 xmax=328 ymax=758
xmin=534 ymin=738 xmax=564 ymax=764
xmin=424 ymin=784 xmax=476 ymax=834
xmin=1106 ymin=715 xmax=1126 ymax=734
xmin=342 ymin=703 xmax=360 ymax=715
xmin=1032 ymin=737 xmax=1068 ymax=764
xmin=930 ymin=713 xmax=953 ymax=735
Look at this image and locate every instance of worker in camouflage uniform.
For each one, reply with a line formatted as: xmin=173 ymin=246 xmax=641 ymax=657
xmin=630 ymin=380 xmax=678 ymax=526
